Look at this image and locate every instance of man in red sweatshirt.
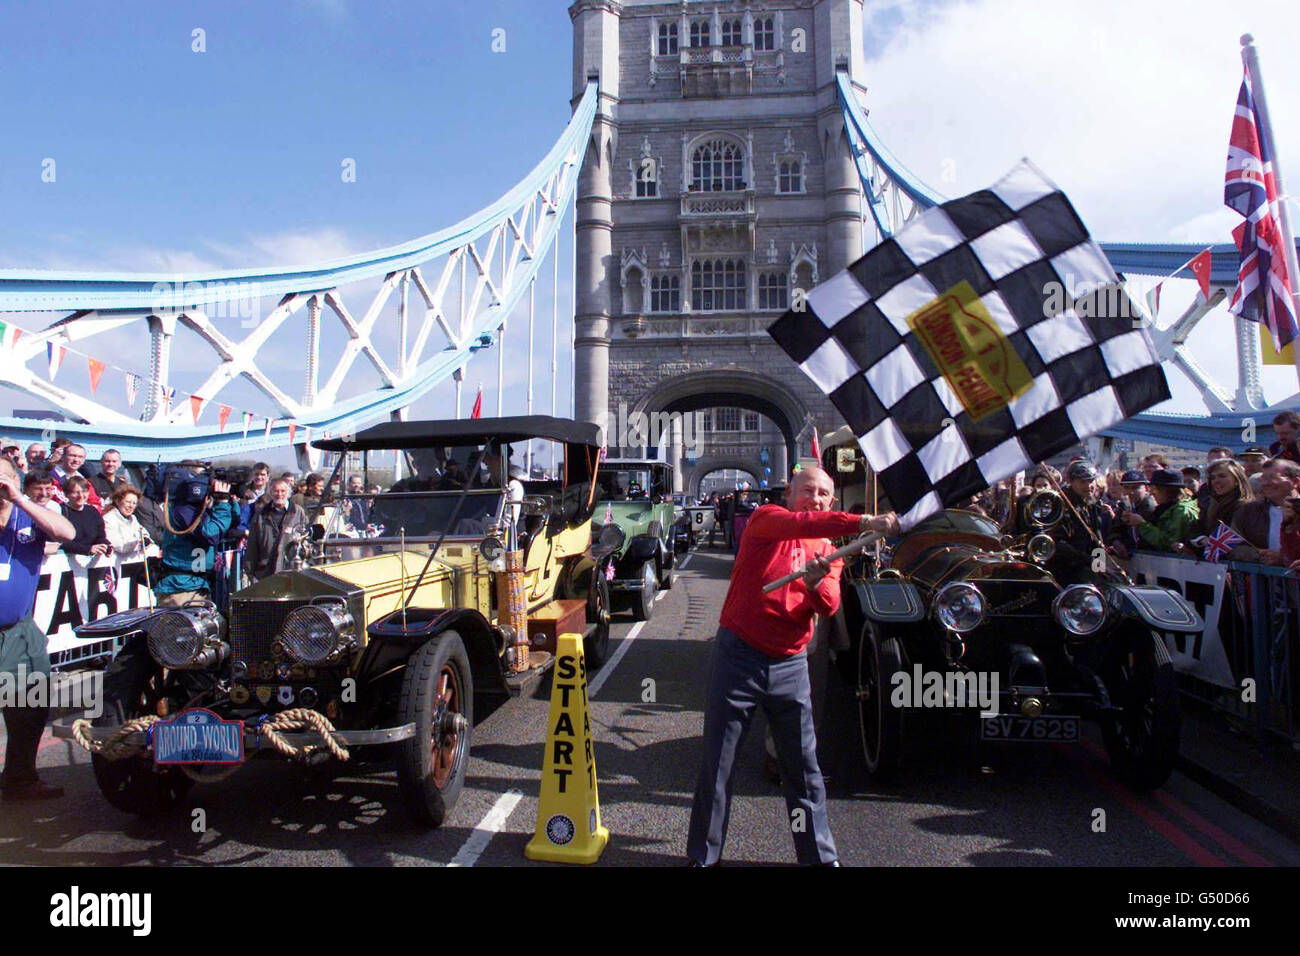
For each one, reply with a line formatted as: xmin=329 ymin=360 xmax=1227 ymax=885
xmin=686 ymin=466 xmax=898 ymax=866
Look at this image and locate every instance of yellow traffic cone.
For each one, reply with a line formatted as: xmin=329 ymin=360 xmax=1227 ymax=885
xmin=524 ymin=632 xmax=609 ymax=864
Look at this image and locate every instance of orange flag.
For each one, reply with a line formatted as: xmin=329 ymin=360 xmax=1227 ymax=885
xmin=218 ymin=404 xmax=232 ymax=432
xmin=288 ymin=423 xmax=298 ymax=444
xmin=87 ymin=357 xmax=106 ymax=394
xmin=189 ymin=395 xmax=204 ymax=424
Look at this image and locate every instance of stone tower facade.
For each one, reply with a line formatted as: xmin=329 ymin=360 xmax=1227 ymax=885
xmin=570 ymin=0 xmax=866 ymax=493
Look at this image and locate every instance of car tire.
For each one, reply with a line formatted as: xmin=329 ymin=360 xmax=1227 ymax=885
xmin=92 ymin=678 xmax=194 ymax=817
xmin=585 ymin=568 xmax=612 ymax=669
xmin=629 ymin=560 xmax=658 ymax=622
xmin=396 ymin=632 xmax=473 ymax=827
xmin=857 ymin=621 xmax=904 ymax=780
xmin=659 ymin=549 xmax=675 ymax=590
xmin=1100 ymin=630 xmax=1180 ymax=791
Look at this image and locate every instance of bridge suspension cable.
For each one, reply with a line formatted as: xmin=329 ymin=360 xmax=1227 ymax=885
xmin=0 ymin=82 xmax=599 ymax=462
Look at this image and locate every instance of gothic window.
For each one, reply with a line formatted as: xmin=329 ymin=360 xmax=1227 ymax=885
xmin=701 ymin=410 xmax=712 ymax=433
xmin=715 ymin=407 xmax=741 ymax=432
xmin=721 ymin=19 xmax=743 ymax=46
xmin=778 ymin=160 xmax=803 ymax=194
xmin=758 ymin=272 xmax=788 ymax=310
xmin=754 ymin=17 xmax=776 ymax=51
xmin=743 ymin=411 xmax=760 ymax=431
xmin=690 ymin=139 xmax=746 ymax=192
xmin=689 ymin=20 xmax=710 ymax=47
xmin=650 ymin=275 xmax=680 ymax=313
xmin=657 ymin=22 xmax=678 ymax=55
xmin=692 ymin=259 xmax=746 ymax=311
xmin=635 ymin=159 xmax=658 ymax=197
xmin=622 ymin=267 xmax=645 ymax=316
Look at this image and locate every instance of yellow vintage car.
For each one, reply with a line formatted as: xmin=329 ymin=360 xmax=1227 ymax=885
xmin=60 ymin=416 xmax=620 ymax=827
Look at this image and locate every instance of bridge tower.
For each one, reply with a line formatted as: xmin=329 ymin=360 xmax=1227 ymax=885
xmin=570 ymin=0 xmax=866 ymax=494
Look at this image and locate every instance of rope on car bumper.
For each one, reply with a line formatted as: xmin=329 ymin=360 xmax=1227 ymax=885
xmin=257 ymin=708 xmax=350 ymax=762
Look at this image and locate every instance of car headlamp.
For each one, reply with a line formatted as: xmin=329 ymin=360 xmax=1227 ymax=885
xmin=1027 ymin=490 xmax=1065 ymax=528
xmin=1053 ymin=584 xmax=1107 ymax=636
xmin=593 ymin=523 xmax=626 ymax=559
xmin=281 ymin=603 xmax=357 ymax=665
xmin=145 ymin=604 xmax=227 ymax=670
xmin=1026 ymin=533 xmax=1056 ymax=564
xmin=933 ymin=582 xmax=985 ymax=633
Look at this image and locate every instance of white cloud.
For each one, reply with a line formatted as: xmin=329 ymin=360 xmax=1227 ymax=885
xmin=860 ymin=0 xmax=1300 ymax=412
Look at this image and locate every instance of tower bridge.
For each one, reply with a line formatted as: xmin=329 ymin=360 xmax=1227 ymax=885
xmin=0 ymin=0 xmax=1290 ymax=486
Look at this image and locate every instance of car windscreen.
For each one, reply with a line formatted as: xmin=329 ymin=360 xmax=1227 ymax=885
xmin=357 ymin=489 xmax=505 ymax=538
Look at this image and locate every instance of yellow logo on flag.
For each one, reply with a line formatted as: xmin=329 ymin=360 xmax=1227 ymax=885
xmin=1261 ymin=325 xmax=1296 ymax=365
xmin=524 ymin=633 xmax=609 ymax=864
xmin=907 ymin=280 xmax=1033 ymax=421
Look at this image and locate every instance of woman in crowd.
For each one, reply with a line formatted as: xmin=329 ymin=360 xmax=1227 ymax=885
xmin=60 ymin=475 xmax=110 ymax=557
xmin=1186 ymin=459 xmax=1251 ymax=547
xmin=102 ymin=485 xmax=152 ymax=559
xmin=1117 ymin=468 xmax=1198 ymax=554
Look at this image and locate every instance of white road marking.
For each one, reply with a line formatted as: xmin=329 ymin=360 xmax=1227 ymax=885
xmin=446 ymin=547 xmax=696 ymax=862
xmin=447 ymin=789 xmax=523 ymax=867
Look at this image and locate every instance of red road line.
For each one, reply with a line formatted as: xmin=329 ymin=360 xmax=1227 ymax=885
xmin=1079 ymin=740 xmax=1275 ymax=867
xmin=1060 ymin=744 xmax=1228 ymax=867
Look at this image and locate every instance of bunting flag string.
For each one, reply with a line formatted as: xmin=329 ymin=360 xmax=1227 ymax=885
xmin=287 ymin=423 xmax=298 ymax=445
xmin=189 ymin=395 xmax=204 ymax=424
xmin=125 ymin=373 xmax=140 ymax=407
xmin=47 ymin=342 xmax=66 ymax=380
xmin=218 ymin=404 xmax=232 ymax=432
xmin=265 ymin=418 xmax=274 ymax=439
xmin=160 ymin=385 xmax=175 ymax=411
xmin=1141 ymin=246 xmax=1213 ymax=322
xmin=242 ymin=412 xmax=253 ymax=438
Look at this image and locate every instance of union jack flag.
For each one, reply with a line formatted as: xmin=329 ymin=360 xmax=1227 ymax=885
xmin=1202 ymin=520 xmax=1246 ymax=564
xmin=1224 ymin=69 xmax=1299 ymax=349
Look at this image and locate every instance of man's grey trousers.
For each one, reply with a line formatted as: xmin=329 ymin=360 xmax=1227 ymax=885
xmin=686 ymin=627 xmax=838 ymax=865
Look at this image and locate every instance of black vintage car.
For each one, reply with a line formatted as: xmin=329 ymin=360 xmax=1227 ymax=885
xmin=840 ymin=497 xmax=1203 ymax=790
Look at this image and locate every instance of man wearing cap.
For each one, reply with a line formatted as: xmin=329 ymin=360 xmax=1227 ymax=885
xmin=1106 ymin=470 xmax=1156 ymax=560
xmin=1 ymin=440 xmax=24 ymax=476
xmin=1045 ymin=461 xmax=1108 ymax=583
xmin=1239 ymin=446 xmax=1269 ymax=495
xmin=1118 ymin=469 xmax=1198 ymax=554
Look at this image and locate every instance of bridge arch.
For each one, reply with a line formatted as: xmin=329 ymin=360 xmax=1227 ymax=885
xmin=686 ymin=457 xmax=760 ymax=497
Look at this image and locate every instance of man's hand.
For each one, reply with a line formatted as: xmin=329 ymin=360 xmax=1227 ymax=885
xmin=860 ymin=512 xmax=899 ymax=536
xmin=0 ymin=470 xmax=20 ymax=502
xmin=1109 ymin=542 xmax=1130 ymax=560
xmin=1261 ymin=548 xmax=1285 ymax=567
xmin=90 ymin=543 xmax=111 ymax=557
xmin=800 ymin=555 xmax=832 ymax=586
xmin=1120 ymin=512 xmax=1144 ymax=527
xmin=210 ymin=479 xmax=231 ymax=496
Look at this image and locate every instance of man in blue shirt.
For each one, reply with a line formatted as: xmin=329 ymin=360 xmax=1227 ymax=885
xmin=0 ymin=457 xmax=75 ymax=800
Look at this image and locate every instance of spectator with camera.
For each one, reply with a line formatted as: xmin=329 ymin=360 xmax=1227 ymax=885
xmin=60 ymin=475 xmax=110 ymax=557
xmin=0 ymin=456 xmax=75 ymax=800
xmin=1117 ymin=469 xmax=1197 ymax=555
xmin=1228 ymin=459 xmax=1300 ymax=566
xmin=154 ymin=468 xmax=238 ymax=606
xmin=246 ymin=478 xmax=308 ymax=581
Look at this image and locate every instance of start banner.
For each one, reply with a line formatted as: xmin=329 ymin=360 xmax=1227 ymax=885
xmin=33 ymin=552 xmax=154 ymax=669
xmin=1125 ymin=552 xmax=1234 ymax=689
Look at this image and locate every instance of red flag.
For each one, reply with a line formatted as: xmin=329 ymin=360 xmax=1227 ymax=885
xmin=189 ymin=395 xmax=204 ymax=424
xmin=1188 ymin=248 xmax=1212 ymax=301
xmin=810 ymin=429 xmax=821 ymax=461
xmin=87 ymin=357 xmax=106 ymax=393
xmin=218 ymin=404 xmax=232 ymax=432
xmin=288 ymin=423 xmax=298 ymax=444
xmin=470 ymin=385 xmax=483 ymax=420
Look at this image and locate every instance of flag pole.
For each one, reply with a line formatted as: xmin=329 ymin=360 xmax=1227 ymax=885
xmin=1241 ymin=33 xmax=1300 ymax=389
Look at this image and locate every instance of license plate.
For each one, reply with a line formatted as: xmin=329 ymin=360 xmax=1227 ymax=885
xmin=153 ymin=709 xmax=245 ymax=765
xmin=980 ymin=715 xmax=1079 ymax=742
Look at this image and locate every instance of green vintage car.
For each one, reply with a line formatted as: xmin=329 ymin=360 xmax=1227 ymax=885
xmin=592 ymin=458 xmax=678 ymax=621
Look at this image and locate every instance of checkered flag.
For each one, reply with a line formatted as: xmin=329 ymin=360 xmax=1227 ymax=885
xmin=768 ymin=160 xmax=1169 ymax=528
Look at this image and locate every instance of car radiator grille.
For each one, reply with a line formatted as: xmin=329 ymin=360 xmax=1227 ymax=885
xmin=229 ymin=599 xmax=311 ymax=665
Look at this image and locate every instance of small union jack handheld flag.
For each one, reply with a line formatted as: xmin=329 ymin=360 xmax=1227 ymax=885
xmin=1202 ymin=521 xmax=1246 ymax=564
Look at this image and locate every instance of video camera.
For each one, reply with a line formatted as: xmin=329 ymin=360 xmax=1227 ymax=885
xmin=163 ymin=462 xmax=252 ymax=506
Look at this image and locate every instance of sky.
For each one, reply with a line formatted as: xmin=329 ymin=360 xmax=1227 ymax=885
xmin=1 ymin=0 xmax=1298 ymax=466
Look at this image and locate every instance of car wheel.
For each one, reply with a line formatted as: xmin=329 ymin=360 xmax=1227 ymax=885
xmin=585 ymin=567 xmax=612 ymax=669
xmin=1100 ymin=630 xmax=1179 ymax=791
xmin=396 ymin=632 xmax=473 ymax=827
xmin=629 ymin=560 xmax=658 ymax=621
xmin=659 ymin=549 xmax=675 ymax=590
xmin=92 ymin=677 xmax=194 ymax=816
xmin=857 ymin=621 xmax=904 ymax=780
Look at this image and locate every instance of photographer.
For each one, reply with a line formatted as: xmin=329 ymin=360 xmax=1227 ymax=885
xmin=0 ymin=456 xmax=75 ymax=800
xmin=154 ymin=467 xmax=238 ymax=606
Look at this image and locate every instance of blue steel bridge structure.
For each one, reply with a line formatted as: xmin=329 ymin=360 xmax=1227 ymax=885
xmin=0 ymin=75 xmax=1293 ymax=464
